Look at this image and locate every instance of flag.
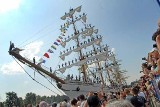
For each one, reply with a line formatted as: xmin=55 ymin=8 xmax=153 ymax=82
xmin=41 ymin=59 xmax=46 ymax=63
xmin=61 ymin=33 xmax=65 ymax=36
xmin=57 ymin=39 xmax=61 ymax=42
xmin=43 ymin=53 xmax=49 ymax=58
xmin=59 ymin=36 xmax=63 ymax=39
xmin=54 ymin=42 xmax=59 ymax=46
xmin=64 ymin=23 xmax=69 ymax=28
xmin=48 ymin=49 xmax=54 ymax=53
xmin=39 ymin=58 xmax=44 ymax=62
xmin=157 ymin=0 xmax=160 ymax=7
xmin=51 ymin=45 xmax=56 ymax=50
xmin=37 ymin=58 xmax=46 ymax=66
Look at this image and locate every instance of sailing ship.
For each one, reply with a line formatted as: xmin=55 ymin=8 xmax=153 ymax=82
xmin=8 ymin=6 xmax=128 ymax=99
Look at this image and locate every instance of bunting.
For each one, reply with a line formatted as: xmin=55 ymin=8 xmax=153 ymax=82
xmin=57 ymin=39 xmax=61 ymax=42
xmin=43 ymin=53 xmax=50 ymax=58
xmin=61 ymin=33 xmax=65 ymax=36
xmin=51 ymin=45 xmax=57 ymax=50
xmin=59 ymin=36 xmax=63 ymax=39
xmin=54 ymin=42 xmax=59 ymax=46
xmin=37 ymin=58 xmax=46 ymax=66
xmin=48 ymin=49 xmax=54 ymax=53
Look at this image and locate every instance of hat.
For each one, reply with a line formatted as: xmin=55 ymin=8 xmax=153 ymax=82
xmin=87 ymin=95 xmax=101 ymax=107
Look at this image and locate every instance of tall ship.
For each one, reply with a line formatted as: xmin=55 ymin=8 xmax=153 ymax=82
xmin=9 ymin=6 xmax=128 ymax=99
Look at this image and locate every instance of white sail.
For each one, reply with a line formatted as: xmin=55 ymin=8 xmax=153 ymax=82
xmin=57 ymin=51 xmax=108 ymax=73
xmin=60 ymin=15 xmax=87 ymax=32
xmin=75 ymin=6 xmax=82 ymax=12
xmin=81 ymin=15 xmax=87 ymax=22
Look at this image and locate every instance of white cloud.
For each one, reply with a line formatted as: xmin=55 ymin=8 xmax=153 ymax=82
xmin=0 ymin=61 xmax=24 ymax=75
xmin=20 ymin=41 xmax=43 ymax=60
xmin=0 ymin=0 xmax=22 ymax=13
xmin=0 ymin=41 xmax=43 ymax=75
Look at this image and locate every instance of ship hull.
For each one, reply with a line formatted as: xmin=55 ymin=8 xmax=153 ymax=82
xmin=60 ymin=81 xmax=113 ymax=99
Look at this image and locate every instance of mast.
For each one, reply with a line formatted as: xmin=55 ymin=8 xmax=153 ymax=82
xmin=9 ymin=46 xmax=65 ymax=84
xmin=92 ymin=44 xmax=105 ymax=85
xmin=71 ymin=15 xmax=87 ymax=82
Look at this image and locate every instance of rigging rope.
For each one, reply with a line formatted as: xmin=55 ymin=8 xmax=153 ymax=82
xmin=31 ymin=68 xmax=64 ymax=95
xmin=18 ymin=23 xmax=54 ymax=47
xmin=12 ymin=56 xmax=60 ymax=95
xmin=19 ymin=28 xmax=59 ymax=48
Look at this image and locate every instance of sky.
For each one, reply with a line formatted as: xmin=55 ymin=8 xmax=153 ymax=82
xmin=0 ymin=0 xmax=160 ymax=101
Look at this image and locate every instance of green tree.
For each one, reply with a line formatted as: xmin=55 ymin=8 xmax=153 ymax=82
xmin=36 ymin=95 xmax=41 ymax=105
xmin=24 ymin=92 xmax=36 ymax=106
xmin=17 ymin=97 xmax=23 ymax=107
xmin=5 ymin=91 xmax=18 ymax=107
xmin=41 ymin=96 xmax=47 ymax=101
xmin=0 ymin=102 xmax=4 ymax=107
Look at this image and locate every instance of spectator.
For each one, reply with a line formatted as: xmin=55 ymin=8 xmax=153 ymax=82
xmin=71 ymin=98 xmax=78 ymax=107
xmin=52 ymin=102 xmax=57 ymax=107
xmin=130 ymin=87 xmax=146 ymax=107
xmin=124 ymin=88 xmax=133 ymax=101
xmin=107 ymin=100 xmax=134 ymax=107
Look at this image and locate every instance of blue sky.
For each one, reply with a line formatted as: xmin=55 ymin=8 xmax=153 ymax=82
xmin=0 ymin=0 xmax=160 ymax=101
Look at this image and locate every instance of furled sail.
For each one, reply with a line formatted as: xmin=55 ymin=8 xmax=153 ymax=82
xmin=59 ymin=37 xmax=102 ymax=60
xmin=57 ymin=51 xmax=108 ymax=73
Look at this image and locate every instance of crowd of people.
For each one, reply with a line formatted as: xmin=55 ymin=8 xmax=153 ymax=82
xmin=26 ymin=20 xmax=160 ymax=107
xmin=30 ymin=86 xmax=147 ymax=107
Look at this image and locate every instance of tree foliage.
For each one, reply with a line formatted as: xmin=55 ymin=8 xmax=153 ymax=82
xmin=24 ymin=92 xmax=36 ymax=106
xmin=3 ymin=91 xmax=69 ymax=106
xmin=5 ymin=91 xmax=18 ymax=107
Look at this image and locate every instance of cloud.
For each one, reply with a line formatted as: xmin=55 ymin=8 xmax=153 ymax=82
xmin=24 ymin=81 xmax=29 ymax=84
xmin=0 ymin=61 xmax=24 ymax=75
xmin=20 ymin=41 xmax=43 ymax=60
xmin=0 ymin=0 xmax=22 ymax=13
xmin=0 ymin=41 xmax=43 ymax=75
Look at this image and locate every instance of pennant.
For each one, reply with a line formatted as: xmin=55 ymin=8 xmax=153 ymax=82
xmin=51 ymin=45 xmax=57 ymax=50
xmin=61 ymin=33 xmax=65 ymax=36
xmin=43 ymin=53 xmax=49 ymax=58
xmin=64 ymin=23 xmax=69 ymax=28
xmin=54 ymin=42 xmax=59 ymax=46
xmin=42 ymin=59 xmax=46 ymax=63
xmin=39 ymin=58 xmax=44 ymax=62
xmin=61 ymin=29 xmax=66 ymax=33
xmin=57 ymin=39 xmax=61 ymax=42
xmin=59 ymin=36 xmax=63 ymax=39
xmin=48 ymin=49 xmax=54 ymax=53
xmin=37 ymin=58 xmax=46 ymax=66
